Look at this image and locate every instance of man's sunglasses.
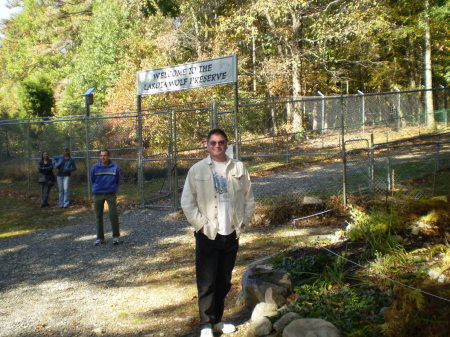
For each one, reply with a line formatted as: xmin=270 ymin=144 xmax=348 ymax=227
xmin=209 ymin=140 xmax=226 ymax=146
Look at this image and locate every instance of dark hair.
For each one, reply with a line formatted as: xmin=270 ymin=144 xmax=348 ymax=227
xmin=207 ymin=128 xmax=228 ymax=142
xmin=41 ymin=151 xmax=49 ymax=162
xmin=63 ymin=148 xmax=71 ymax=157
xmin=100 ymin=149 xmax=110 ymax=155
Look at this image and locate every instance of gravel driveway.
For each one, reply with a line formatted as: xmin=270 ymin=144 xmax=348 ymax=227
xmin=0 ymin=208 xmax=199 ymax=337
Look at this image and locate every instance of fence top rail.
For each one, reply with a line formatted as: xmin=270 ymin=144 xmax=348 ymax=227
xmin=0 ymin=116 xmax=87 ymax=125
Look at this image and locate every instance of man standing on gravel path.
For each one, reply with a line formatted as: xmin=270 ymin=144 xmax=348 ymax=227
xmin=181 ymin=129 xmax=255 ymax=337
xmin=90 ymin=149 xmax=122 ymax=246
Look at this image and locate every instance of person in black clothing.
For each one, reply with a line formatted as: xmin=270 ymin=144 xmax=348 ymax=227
xmin=38 ymin=151 xmax=55 ymax=208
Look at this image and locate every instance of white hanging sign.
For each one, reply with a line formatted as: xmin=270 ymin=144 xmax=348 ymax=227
xmin=137 ymin=55 xmax=237 ymax=95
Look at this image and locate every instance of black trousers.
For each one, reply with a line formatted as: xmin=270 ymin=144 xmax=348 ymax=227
xmin=195 ymin=230 xmax=239 ymax=328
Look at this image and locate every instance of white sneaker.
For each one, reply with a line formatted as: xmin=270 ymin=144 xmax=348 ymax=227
xmin=200 ymin=327 xmax=213 ymax=337
xmin=94 ymin=239 xmax=105 ymax=246
xmin=213 ymin=322 xmax=236 ymax=334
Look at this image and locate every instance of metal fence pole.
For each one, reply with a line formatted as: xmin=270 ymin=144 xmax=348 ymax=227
xmin=386 ymin=134 xmax=392 ymax=197
xmin=357 ymin=90 xmax=365 ymax=134
xmin=234 ymin=83 xmax=240 ymax=160
xmin=317 ymin=90 xmax=325 ymax=134
xmin=167 ymin=109 xmax=173 ymax=202
xmin=172 ymin=109 xmax=178 ymax=209
xmin=136 ymin=95 xmax=145 ymax=207
xmin=394 ymin=87 xmax=401 ymax=129
xmin=370 ymin=133 xmax=374 ymax=194
xmin=26 ymin=123 xmax=31 ymax=196
xmin=69 ymin=119 xmax=73 ymax=152
xmin=340 ymin=89 xmax=347 ymax=207
xmin=210 ymin=100 xmax=217 ymax=129
xmin=442 ymin=85 xmax=448 ymax=127
xmin=233 ymin=55 xmax=240 ymax=160
xmin=84 ymin=96 xmax=91 ymax=201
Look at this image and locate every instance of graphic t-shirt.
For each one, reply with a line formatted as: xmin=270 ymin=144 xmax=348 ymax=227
xmin=212 ymin=160 xmax=232 ymax=235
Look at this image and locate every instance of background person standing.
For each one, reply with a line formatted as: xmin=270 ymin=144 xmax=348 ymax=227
xmin=181 ymin=129 xmax=255 ymax=337
xmin=38 ymin=151 xmax=55 ymax=208
xmin=52 ymin=148 xmax=76 ymax=208
xmin=90 ymin=149 xmax=121 ymax=246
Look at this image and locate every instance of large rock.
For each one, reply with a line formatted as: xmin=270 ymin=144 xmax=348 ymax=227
xmin=249 ymin=316 xmax=273 ymax=337
xmin=302 ymin=196 xmax=323 ymax=205
xmin=428 ymin=268 xmax=449 ymax=283
xmin=251 ymin=302 xmax=278 ymax=321
xmin=239 ymin=263 xmax=292 ymax=308
xmin=282 ymin=318 xmax=340 ymax=337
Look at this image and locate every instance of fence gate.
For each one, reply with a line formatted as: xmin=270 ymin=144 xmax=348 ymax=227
xmin=344 ymin=138 xmax=373 ymax=196
xmin=142 ymin=102 xmax=225 ymax=209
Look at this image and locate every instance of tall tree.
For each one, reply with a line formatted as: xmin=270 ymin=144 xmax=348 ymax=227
xmin=61 ymin=0 xmax=131 ymax=114
xmin=18 ymin=75 xmax=54 ymax=117
xmin=424 ymin=0 xmax=435 ymax=128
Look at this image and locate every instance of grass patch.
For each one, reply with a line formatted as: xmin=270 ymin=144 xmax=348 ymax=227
xmin=247 ymin=161 xmax=287 ymax=175
xmin=0 ymin=195 xmax=92 ymax=240
xmin=406 ymin=168 xmax=450 ymax=195
xmin=0 ymin=179 xmax=148 ymax=206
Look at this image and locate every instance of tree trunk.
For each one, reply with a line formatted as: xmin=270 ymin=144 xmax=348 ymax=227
xmin=424 ymin=0 xmax=435 ymax=129
xmin=269 ymin=95 xmax=278 ymax=134
xmin=190 ymin=6 xmax=202 ymax=58
xmin=252 ymin=25 xmax=257 ymax=93
xmin=291 ymin=12 xmax=303 ymax=133
xmin=407 ymin=38 xmax=417 ymax=88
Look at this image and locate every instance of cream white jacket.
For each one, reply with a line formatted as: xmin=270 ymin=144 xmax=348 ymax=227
xmin=181 ymin=155 xmax=255 ymax=240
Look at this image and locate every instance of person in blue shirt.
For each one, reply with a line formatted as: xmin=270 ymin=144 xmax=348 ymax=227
xmin=90 ymin=149 xmax=121 ymax=246
xmin=52 ymin=148 xmax=76 ymax=208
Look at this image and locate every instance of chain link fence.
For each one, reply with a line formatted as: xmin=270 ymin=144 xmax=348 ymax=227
xmin=1 ymin=87 xmax=448 ymax=208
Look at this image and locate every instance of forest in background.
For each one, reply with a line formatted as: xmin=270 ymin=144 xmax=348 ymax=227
xmin=0 ymin=0 xmax=448 ymax=121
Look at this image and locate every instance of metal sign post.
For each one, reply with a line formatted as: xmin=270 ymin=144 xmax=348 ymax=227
xmin=82 ymin=87 xmax=96 ymax=201
xmin=136 ymin=94 xmax=144 ymax=206
xmin=233 ymin=55 xmax=240 ymax=159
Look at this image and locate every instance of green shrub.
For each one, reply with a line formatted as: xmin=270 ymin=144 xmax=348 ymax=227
xmin=19 ymin=76 xmax=54 ymax=118
xmin=284 ymin=285 xmax=391 ymax=336
xmin=348 ymin=207 xmax=406 ymax=257
xmin=277 ymin=253 xmax=360 ymax=290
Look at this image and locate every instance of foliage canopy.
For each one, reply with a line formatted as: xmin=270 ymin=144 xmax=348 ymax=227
xmin=0 ymin=0 xmax=448 ymax=117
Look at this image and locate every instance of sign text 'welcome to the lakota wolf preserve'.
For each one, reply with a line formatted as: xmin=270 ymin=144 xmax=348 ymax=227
xmin=137 ymin=55 xmax=237 ymax=95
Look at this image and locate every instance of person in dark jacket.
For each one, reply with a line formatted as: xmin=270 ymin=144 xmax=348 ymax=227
xmin=38 ymin=151 xmax=55 ymax=208
xmin=90 ymin=149 xmax=121 ymax=246
xmin=52 ymin=148 xmax=77 ymax=208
